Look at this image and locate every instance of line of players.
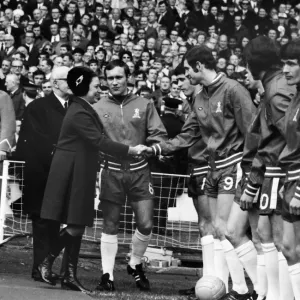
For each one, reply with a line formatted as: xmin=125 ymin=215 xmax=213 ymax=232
xmin=146 ymin=36 xmax=300 ymax=300
xmin=36 ymin=37 xmax=300 ymax=299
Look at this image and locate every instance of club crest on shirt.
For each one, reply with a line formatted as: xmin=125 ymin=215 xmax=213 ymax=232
xmin=216 ymin=101 xmax=222 ymax=113
xmin=293 ymin=108 xmax=299 ymax=122
xmin=132 ymin=108 xmax=141 ymax=118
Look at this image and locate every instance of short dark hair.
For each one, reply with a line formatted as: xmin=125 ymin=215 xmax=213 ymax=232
xmin=63 ymin=53 xmax=74 ymax=61
xmin=60 ymin=43 xmax=71 ymax=51
xmin=42 ymin=58 xmax=54 ymax=69
xmin=185 ymin=45 xmax=216 ymax=70
xmin=244 ymin=36 xmax=281 ymax=78
xmin=88 ymin=59 xmax=98 ymax=65
xmin=281 ymin=39 xmax=300 ymax=62
xmin=104 ymin=60 xmax=130 ymax=78
xmin=138 ymin=86 xmax=152 ymax=95
xmin=33 ymin=69 xmax=45 ymax=78
xmin=134 ymin=70 xmax=147 ymax=80
xmin=38 ymin=51 xmax=50 ymax=59
xmin=119 ymin=50 xmax=133 ymax=61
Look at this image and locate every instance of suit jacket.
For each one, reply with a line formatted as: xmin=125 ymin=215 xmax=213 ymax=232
xmin=42 ymin=18 xmax=69 ymax=40
xmin=2 ymin=47 xmax=17 ymax=61
xmin=5 ymin=27 xmax=23 ymax=47
xmin=0 ymin=91 xmax=16 ymax=153
xmin=40 ymin=96 xmax=129 ymax=226
xmin=144 ymin=26 xmax=158 ymax=39
xmin=16 ymin=92 xmax=67 ymax=215
xmin=234 ymin=25 xmax=250 ymax=44
xmin=158 ymin=10 xmax=176 ymax=34
xmin=26 ymin=45 xmax=40 ymax=66
xmin=195 ymin=10 xmax=215 ymax=33
xmin=10 ymin=88 xmax=25 ymax=120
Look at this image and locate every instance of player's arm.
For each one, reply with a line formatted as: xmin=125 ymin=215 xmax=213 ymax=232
xmin=150 ymin=110 xmax=201 ymax=156
xmin=270 ymin=90 xmax=293 ymax=135
xmin=72 ymin=110 xmax=130 ymax=157
xmin=231 ymin=86 xmax=263 ymax=209
xmin=241 ymin=105 xmax=260 ymax=176
xmin=0 ymin=92 xmax=16 ymax=160
xmin=145 ymin=100 xmax=168 ymax=145
xmin=230 ymin=83 xmax=256 ymax=136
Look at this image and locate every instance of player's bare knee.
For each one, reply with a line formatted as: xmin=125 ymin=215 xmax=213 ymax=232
xmin=199 ymin=217 xmax=214 ymax=236
xmin=252 ymin=234 xmax=262 ymax=253
xmin=257 ymin=223 xmax=272 ymax=244
xmin=103 ymin=220 xmax=119 ymax=235
xmin=224 ymin=225 xmax=241 ymax=247
xmin=137 ymin=220 xmax=153 ymax=236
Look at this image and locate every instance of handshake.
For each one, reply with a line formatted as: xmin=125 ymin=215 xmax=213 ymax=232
xmin=128 ymin=145 xmax=154 ymax=157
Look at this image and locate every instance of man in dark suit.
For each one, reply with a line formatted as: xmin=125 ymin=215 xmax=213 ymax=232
xmin=0 ymin=59 xmax=11 ymax=92
xmin=196 ymin=0 xmax=214 ymax=33
xmin=23 ymin=31 xmax=39 ymax=66
xmin=5 ymin=74 xmax=25 ymax=120
xmin=140 ymin=17 xmax=158 ymax=39
xmin=0 ymin=16 xmax=23 ymax=47
xmin=157 ymin=0 xmax=176 ymax=34
xmin=233 ymin=14 xmax=250 ymax=44
xmin=2 ymin=34 xmax=17 ymax=61
xmin=42 ymin=7 xmax=69 ymax=40
xmin=16 ymin=66 xmax=72 ymax=284
xmin=240 ymin=0 xmax=258 ymax=33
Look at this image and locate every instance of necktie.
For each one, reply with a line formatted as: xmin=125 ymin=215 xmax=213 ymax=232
xmin=64 ymin=101 xmax=68 ymax=111
xmin=152 ymin=84 xmax=155 ymax=92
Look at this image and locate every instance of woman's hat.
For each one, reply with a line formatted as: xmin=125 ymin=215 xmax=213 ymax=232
xmin=67 ymin=67 xmax=97 ymax=96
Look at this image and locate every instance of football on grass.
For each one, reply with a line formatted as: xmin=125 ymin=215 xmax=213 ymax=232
xmin=195 ymin=275 xmax=226 ymax=300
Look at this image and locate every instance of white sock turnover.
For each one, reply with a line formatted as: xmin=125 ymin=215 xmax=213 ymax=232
xmin=278 ymin=252 xmax=294 ymax=300
xmin=236 ymin=241 xmax=258 ymax=292
xmin=221 ymin=239 xmax=248 ymax=295
xmin=261 ymin=243 xmax=279 ymax=300
xmin=129 ymin=229 xmax=151 ymax=269
xmin=101 ymin=233 xmax=118 ymax=281
xmin=201 ymin=235 xmax=215 ymax=276
xmin=214 ymin=239 xmax=229 ymax=292
xmin=288 ymin=263 xmax=300 ymax=300
xmin=257 ymin=254 xmax=268 ymax=300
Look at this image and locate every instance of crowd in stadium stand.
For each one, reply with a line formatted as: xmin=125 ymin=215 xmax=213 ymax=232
xmin=0 ymin=0 xmax=299 ymax=116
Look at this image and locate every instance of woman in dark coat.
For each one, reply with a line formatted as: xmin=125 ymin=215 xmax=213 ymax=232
xmin=38 ymin=67 xmax=144 ymax=293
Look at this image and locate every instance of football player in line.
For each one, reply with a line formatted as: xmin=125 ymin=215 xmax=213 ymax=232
xmin=277 ymin=39 xmax=300 ymax=300
xmin=144 ymin=45 xmax=257 ymax=300
xmin=93 ymin=60 xmax=168 ymax=292
xmin=240 ymin=36 xmax=295 ymax=300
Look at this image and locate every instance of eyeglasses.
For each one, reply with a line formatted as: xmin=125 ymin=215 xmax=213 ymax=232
xmin=133 ymin=48 xmax=142 ymax=51
xmin=114 ymin=43 xmax=121 ymax=46
xmin=73 ymin=39 xmax=81 ymax=41
xmin=162 ymin=43 xmax=170 ymax=46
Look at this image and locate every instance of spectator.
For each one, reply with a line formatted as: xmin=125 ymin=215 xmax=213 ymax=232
xmin=39 ymin=59 xmax=54 ymax=80
xmin=5 ymin=74 xmax=25 ymax=120
xmin=42 ymin=80 xmax=52 ymax=96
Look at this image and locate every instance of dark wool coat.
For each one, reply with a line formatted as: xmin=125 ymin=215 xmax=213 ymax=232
xmin=16 ymin=92 xmax=66 ymax=216
xmin=40 ymin=96 xmax=129 ymax=226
